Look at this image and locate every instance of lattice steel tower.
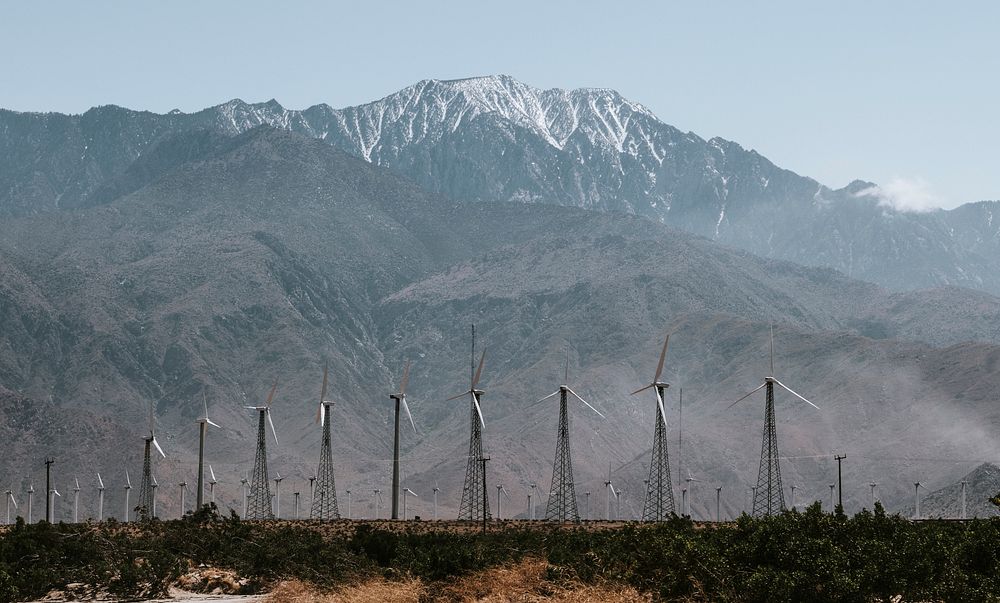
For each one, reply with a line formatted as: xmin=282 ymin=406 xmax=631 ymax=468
xmin=545 ymin=387 xmax=579 ymax=521
xmin=136 ymin=438 xmax=154 ymax=520
xmin=247 ymin=410 xmax=274 ymax=519
xmin=311 ymin=403 xmax=340 ymax=519
xmin=752 ymin=380 xmax=784 ymax=515
xmin=631 ymin=334 xmax=676 ymax=521
xmin=451 ymin=327 xmax=490 ymax=522
xmin=728 ymin=326 xmax=820 ymax=517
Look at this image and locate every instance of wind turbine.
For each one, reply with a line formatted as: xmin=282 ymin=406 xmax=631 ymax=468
xmin=96 ymin=473 xmax=105 ymax=521
xmin=449 ymin=326 xmax=489 ymax=521
xmin=684 ymin=470 xmax=701 ymax=519
xmin=240 ymin=471 xmax=248 ymax=517
xmin=72 ymin=478 xmax=81 ymax=523
xmin=432 ymin=484 xmax=439 ymax=520
xmin=208 ymin=465 xmax=218 ymax=505
xmin=535 ymin=356 xmax=605 ymax=522
xmin=311 ymin=363 xmax=341 ymax=520
xmin=196 ymin=391 xmax=222 ymax=510
xmin=869 ymin=481 xmax=878 ymax=508
xmin=389 ymin=360 xmax=417 ymax=520
xmin=528 ymin=483 xmax=536 ymax=520
xmin=345 ymin=489 xmax=352 ymax=519
xmin=27 ymin=484 xmax=33 ymax=523
xmin=914 ymin=482 xmax=922 ymax=519
xmin=244 ymin=380 xmax=279 ymax=519
xmin=179 ymin=481 xmax=188 ymax=517
xmin=123 ymin=470 xmax=132 ymax=522
xmin=373 ymin=489 xmax=383 ymax=519
xmin=4 ymin=489 xmax=16 ymax=524
xmin=604 ymin=464 xmax=618 ymax=521
xmin=402 ymin=487 xmax=418 ymax=520
xmin=273 ymin=472 xmax=283 ymax=519
xmin=715 ymin=486 xmax=723 ymax=522
xmin=50 ymin=487 xmax=61 ymax=522
xmin=631 ymin=333 xmax=676 ymax=520
xmin=496 ymin=483 xmax=510 ymax=520
xmin=728 ymin=326 xmax=820 ymax=516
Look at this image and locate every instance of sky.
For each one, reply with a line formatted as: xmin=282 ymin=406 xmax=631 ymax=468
xmin=2 ymin=1 xmax=997 ymax=209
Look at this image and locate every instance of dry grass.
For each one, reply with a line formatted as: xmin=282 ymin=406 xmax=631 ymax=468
xmin=262 ymin=559 xmax=650 ymax=603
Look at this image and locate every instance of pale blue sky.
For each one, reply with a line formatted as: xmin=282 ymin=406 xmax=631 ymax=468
xmin=3 ymin=1 xmax=997 ymax=208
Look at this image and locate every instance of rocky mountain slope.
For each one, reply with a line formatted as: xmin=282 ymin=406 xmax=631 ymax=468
xmin=1 ymin=128 xmax=999 ymax=522
xmin=3 ymin=76 xmax=1000 ymax=295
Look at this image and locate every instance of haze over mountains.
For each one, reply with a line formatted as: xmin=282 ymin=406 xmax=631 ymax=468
xmin=3 ymin=75 xmax=1000 ymax=294
xmin=1 ymin=79 xmax=999 ymax=522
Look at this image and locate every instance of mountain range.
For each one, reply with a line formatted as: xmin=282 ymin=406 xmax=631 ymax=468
xmin=1 ymin=79 xmax=999 ymax=522
xmin=3 ymin=75 xmax=999 ymax=294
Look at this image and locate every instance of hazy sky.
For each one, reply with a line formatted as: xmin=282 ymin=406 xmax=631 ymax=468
xmin=3 ymin=1 xmax=996 ymax=209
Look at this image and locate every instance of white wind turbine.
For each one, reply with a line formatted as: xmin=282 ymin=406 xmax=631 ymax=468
xmin=604 ymin=465 xmax=618 ymax=521
xmin=123 ymin=469 xmax=132 ymax=522
xmin=273 ymin=472 xmax=283 ymax=519
xmin=96 ymin=473 xmax=105 ymax=521
xmin=389 ymin=360 xmax=417 ymax=520
xmin=49 ymin=487 xmax=61 ymax=522
xmin=683 ymin=470 xmax=702 ymax=519
xmin=496 ymin=483 xmax=510 ymax=519
xmin=208 ymin=465 xmax=218 ymax=505
xmin=72 ymin=478 xmax=81 ymax=523
xmin=179 ymin=481 xmax=188 ymax=517
xmin=402 ymin=487 xmax=418 ymax=520
xmin=27 ymin=484 xmax=34 ymax=523
xmin=196 ymin=392 xmax=222 ymax=510
xmin=5 ymin=488 xmax=17 ymax=524
xmin=240 ymin=471 xmax=249 ymax=517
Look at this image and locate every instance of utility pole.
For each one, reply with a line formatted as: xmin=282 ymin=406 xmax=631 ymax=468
xmin=480 ymin=456 xmax=489 ymax=533
xmin=716 ymin=486 xmax=722 ymax=522
xmin=960 ymin=481 xmax=967 ymax=520
xmin=44 ymin=458 xmax=54 ymax=523
xmin=834 ymin=454 xmax=846 ymax=511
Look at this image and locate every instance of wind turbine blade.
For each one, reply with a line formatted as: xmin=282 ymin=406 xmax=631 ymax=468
xmin=471 ymin=350 xmax=486 ymax=389
xmin=567 ymin=388 xmax=605 ymax=419
xmin=316 ymin=402 xmax=323 ymax=425
xmin=774 ymin=379 xmax=821 ymax=410
xmin=209 ymin=465 xmax=217 ymax=482
xmin=654 ymin=333 xmax=670 ymax=382
xmin=400 ymin=360 xmax=411 ymax=396
xmin=319 ymin=362 xmax=329 ymax=408
xmin=410 ymin=490 xmax=419 ymax=497
xmin=98 ymin=473 xmax=104 ymax=489
xmin=446 ymin=390 xmax=471 ymax=402
xmin=243 ymin=405 xmax=259 ymax=410
xmin=564 ymin=354 xmax=569 ymax=384
xmin=770 ymin=325 xmax=775 ymax=376
xmin=630 ymin=383 xmax=654 ymax=396
xmin=10 ymin=495 xmax=16 ymax=510
xmin=152 ymin=437 xmax=166 ymax=458
xmin=54 ymin=489 xmax=61 ymax=497
xmin=533 ymin=390 xmax=561 ymax=405
xmin=206 ymin=418 xmax=221 ymax=429
xmin=401 ymin=396 xmax=417 ymax=434
xmin=473 ymin=396 xmax=486 ymax=430
xmin=727 ymin=382 xmax=768 ymax=410
xmin=267 ymin=410 xmax=279 ymax=445
xmin=655 ymin=388 xmax=668 ymax=429
xmin=75 ymin=478 xmax=80 ymax=489
xmin=265 ymin=379 xmax=278 ymax=406
xmin=126 ymin=469 xmax=132 ymax=487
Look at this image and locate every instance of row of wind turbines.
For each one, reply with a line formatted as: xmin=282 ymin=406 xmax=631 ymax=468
xmin=4 ymin=325 xmax=964 ymax=525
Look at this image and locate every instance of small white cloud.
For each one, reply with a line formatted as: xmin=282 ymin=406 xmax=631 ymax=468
xmin=853 ymin=177 xmax=943 ymax=213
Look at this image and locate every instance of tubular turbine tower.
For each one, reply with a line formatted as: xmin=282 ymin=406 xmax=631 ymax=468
xmin=535 ymin=357 xmax=605 ymax=522
xmin=388 ymin=360 xmax=417 ymax=520
xmin=311 ymin=363 xmax=341 ymax=520
xmin=630 ymin=333 xmax=677 ymax=521
xmin=244 ymin=380 xmax=279 ymax=520
xmin=448 ymin=326 xmax=489 ymax=521
xmin=728 ymin=326 xmax=820 ymax=516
